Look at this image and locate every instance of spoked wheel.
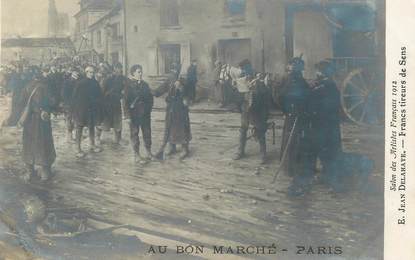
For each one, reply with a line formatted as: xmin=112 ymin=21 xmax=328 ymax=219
xmin=341 ymin=69 xmax=384 ymax=127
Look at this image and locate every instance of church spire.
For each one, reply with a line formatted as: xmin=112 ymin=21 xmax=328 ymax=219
xmin=48 ymin=0 xmax=58 ymax=37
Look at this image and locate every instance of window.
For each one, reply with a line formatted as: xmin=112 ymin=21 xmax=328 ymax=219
xmin=160 ymin=0 xmax=179 ymax=27
xmin=91 ymin=32 xmax=94 ymax=47
xmin=225 ymin=0 xmax=246 ymax=17
xmin=111 ymin=52 xmax=119 ymax=64
xmin=97 ymin=30 xmax=102 ymax=46
xmin=98 ymin=54 xmax=105 ymax=63
xmin=134 ymin=25 xmax=138 ymax=33
xmin=159 ymin=44 xmax=181 ymax=74
xmin=111 ymin=23 xmax=120 ymax=40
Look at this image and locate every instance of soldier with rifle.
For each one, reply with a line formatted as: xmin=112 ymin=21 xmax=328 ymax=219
xmin=308 ymin=59 xmax=342 ymax=190
xmin=277 ymin=55 xmax=313 ymax=196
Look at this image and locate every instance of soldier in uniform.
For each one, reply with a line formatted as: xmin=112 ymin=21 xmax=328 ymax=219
xmin=278 ymin=56 xmax=313 ymax=196
xmin=124 ymin=64 xmax=154 ymax=161
xmin=97 ymin=63 xmax=126 ymax=145
xmin=233 ymin=60 xmax=272 ymax=164
xmin=309 ymin=59 xmax=342 ymax=190
xmin=154 ymin=72 xmax=192 ymax=160
xmin=71 ymin=66 xmax=103 ymax=157
xmin=20 ymin=67 xmax=58 ymax=181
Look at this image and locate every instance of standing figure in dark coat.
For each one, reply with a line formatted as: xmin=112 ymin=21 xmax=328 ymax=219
xmin=154 ymin=74 xmax=192 ymax=160
xmin=278 ymin=56 xmax=313 ymax=196
xmin=124 ymin=64 xmax=154 ymax=162
xmin=97 ymin=63 xmax=126 ymax=145
xmin=233 ymin=60 xmax=272 ymax=164
xmin=309 ymin=59 xmax=342 ymax=189
xmin=3 ymin=66 xmax=27 ymax=126
xmin=20 ymin=68 xmax=58 ymax=181
xmin=61 ymin=69 xmax=80 ymax=142
xmin=71 ymin=66 xmax=103 ymax=157
xmin=48 ymin=66 xmax=64 ymax=109
xmin=185 ymin=60 xmax=198 ymax=103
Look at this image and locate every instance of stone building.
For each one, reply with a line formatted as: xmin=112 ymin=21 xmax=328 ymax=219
xmin=122 ymin=0 xmax=384 ymax=82
xmin=124 ymin=0 xmax=284 ymax=83
xmin=73 ymin=0 xmax=117 ymax=62
xmin=87 ymin=5 xmax=124 ymax=66
xmin=73 ymin=0 xmax=385 ymax=94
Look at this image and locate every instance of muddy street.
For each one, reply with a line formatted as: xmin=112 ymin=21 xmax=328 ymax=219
xmin=0 ymin=95 xmax=384 ymax=259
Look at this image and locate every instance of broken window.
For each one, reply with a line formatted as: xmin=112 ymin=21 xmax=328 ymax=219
xmin=160 ymin=0 xmax=179 ymax=27
xmin=225 ymin=0 xmax=246 ymax=17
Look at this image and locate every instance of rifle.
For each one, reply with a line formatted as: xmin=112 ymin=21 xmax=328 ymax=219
xmin=272 ymin=117 xmax=298 ymax=183
xmin=154 ymin=108 xmax=174 ymax=160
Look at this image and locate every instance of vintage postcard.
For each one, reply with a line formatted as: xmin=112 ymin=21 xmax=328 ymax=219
xmin=0 ymin=0 xmax=413 ymax=259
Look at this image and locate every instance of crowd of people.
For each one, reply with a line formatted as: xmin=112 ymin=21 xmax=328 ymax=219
xmin=0 ymin=56 xmax=372 ymax=196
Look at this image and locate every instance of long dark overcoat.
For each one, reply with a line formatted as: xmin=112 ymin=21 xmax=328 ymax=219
xmin=71 ymin=78 xmax=103 ymax=127
xmin=21 ymin=78 xmax=57 ymax=166
xmin=278 ymin=72 xmax=313 ymax=177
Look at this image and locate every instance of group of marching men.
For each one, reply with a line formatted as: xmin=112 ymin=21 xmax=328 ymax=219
xmin=0 ymin=55 xmax=372 ymax=196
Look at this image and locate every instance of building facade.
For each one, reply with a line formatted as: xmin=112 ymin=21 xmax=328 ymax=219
xmin=73 ymin=0 xmax=116 ymax=61
xmin=73 ymin=0 xmax=385 ymax=91
xmin=124 ymin=0 xmax=286 ymax=84
xmin=88 ymin=5 xmax=125 ymax=66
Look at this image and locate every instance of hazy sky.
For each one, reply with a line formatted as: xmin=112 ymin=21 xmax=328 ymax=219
xmin=1 ymin=0 xmax=79 ymax=37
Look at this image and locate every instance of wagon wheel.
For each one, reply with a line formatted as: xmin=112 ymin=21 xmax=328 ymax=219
xmin=341 ymin=69 xmax=384 ymax=127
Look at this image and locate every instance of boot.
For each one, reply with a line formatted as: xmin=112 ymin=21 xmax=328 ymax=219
xmin=114 ymin=130 xmax=121 ymax=145
xmin=23 ymin=164 xmax=35 ymax=182
xmin=133 ymin=145 xmax=141 ymax=162
xmin=39 ymin=165 xmax=52 ymax=181
xmin=89 ymin=137 xmax=102 ymax=153
xmin=96 ymin=128 xmax=103 ymax=146
xmin=180 ymin=143 xmax=190 ymax=160
xmin=259 ymin=138 xmax=267 ymax=164
xmin=233 ymin=129 xmax=247 ymax=160
xmin=166 ymin=144 xmax=177 ymax=156
xmin=144 ymin=146 xmax=154 ymax=160
xmin=154 ymin=149 xmax=164 ymax=160
xmin=75 ymin=128 xmax=85 ymax=158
